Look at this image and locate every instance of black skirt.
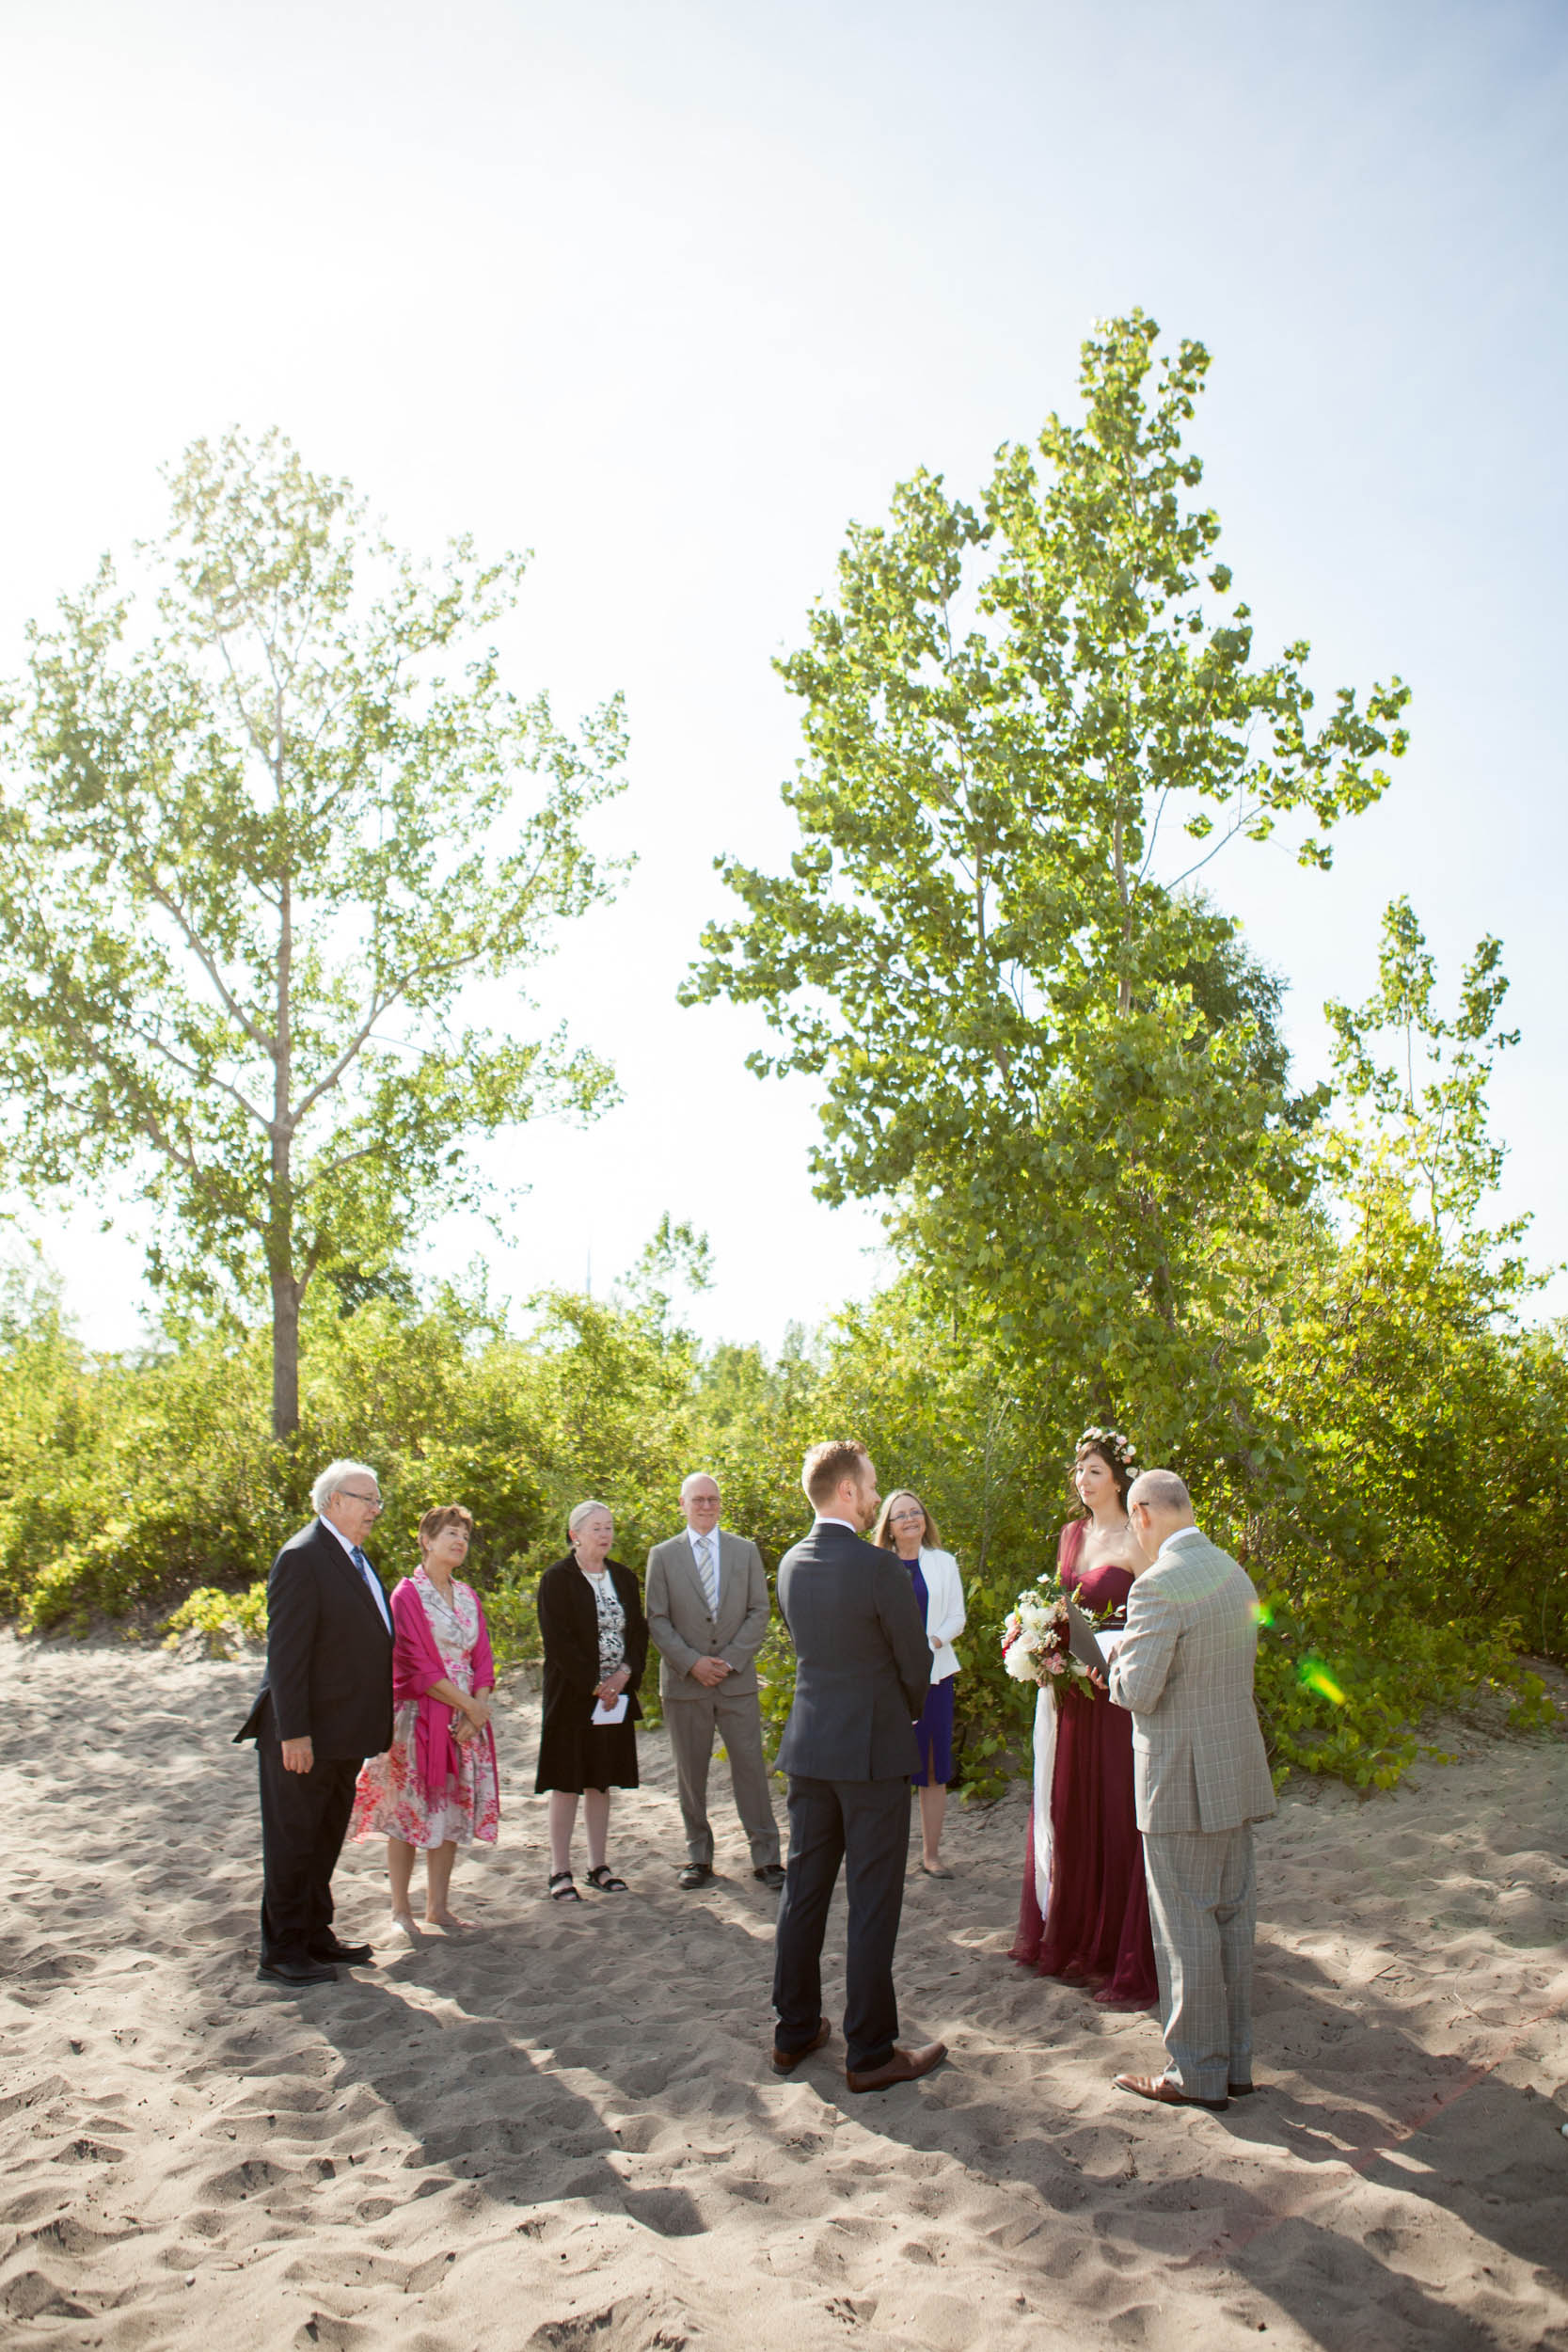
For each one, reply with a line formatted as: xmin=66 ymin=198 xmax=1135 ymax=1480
xmin=534 ymin=1709 xmax=640 ymax=1795
xmin=532 ymin=1556 xmax=648 ymax=1794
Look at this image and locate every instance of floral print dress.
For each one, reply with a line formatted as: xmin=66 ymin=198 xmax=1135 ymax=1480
xmin=351 ymin=1567 xmax=500 ymax=1851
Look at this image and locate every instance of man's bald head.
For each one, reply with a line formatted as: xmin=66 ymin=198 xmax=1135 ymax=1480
xmin=1127 ymin=1469 xmax=1196 ymax=1568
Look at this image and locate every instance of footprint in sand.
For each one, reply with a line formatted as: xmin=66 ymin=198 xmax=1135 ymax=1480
xmin=200 ymin=2155 xmax=293 ymax=2200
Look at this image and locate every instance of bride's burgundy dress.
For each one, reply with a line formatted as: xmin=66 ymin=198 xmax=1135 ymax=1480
xmin=1010 ymin=1518 xmax=1158 ymax=2006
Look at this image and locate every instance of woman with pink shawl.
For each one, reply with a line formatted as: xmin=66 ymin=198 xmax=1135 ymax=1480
xmin=351 ymin=1504 xmax=499 ymax=1936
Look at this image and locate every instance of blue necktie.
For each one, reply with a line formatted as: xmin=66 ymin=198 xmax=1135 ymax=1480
xmin=351 ymin=1545 xmax=389 ymax=1629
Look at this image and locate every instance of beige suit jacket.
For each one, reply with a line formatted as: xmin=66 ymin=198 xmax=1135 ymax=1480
xmin=644 ymin=1530 xmax=771 ymax=1702
xmin=1108 ymin=1528 xmax=1275 ymax=1835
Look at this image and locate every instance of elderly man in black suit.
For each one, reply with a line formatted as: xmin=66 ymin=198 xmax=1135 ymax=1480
xmin=236 ymin=1459 xmax=394 ymax=1985
xmin=770 ymin=1439 xmax=947 ymax=2092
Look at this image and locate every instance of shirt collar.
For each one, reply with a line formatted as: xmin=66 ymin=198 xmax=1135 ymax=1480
xmin=320 ymin=1514 xmax=362 ymax=1559
xmin=688 ymin=1523 xmax=722 ymax=1549
xmin=1160 ymin=1525 xmax=1205 ymax=1554
xmin=813 ymin=1515 xmax=858 ymax=1533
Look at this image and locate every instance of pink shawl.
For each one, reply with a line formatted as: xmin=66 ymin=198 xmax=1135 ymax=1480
xmin=389 ymin=1573 xmax=498 ymax=1803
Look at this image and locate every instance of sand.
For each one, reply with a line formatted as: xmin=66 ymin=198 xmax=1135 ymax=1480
xmin=1 ymin=1629 xmax=1566 ymax=2352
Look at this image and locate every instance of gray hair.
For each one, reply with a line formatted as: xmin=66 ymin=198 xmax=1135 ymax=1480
xmin=567 ymin=1497 xmax=613 ymax=1540
xmin=311 ymin=1458 xmax=379 ymax=1514
xmin=1128 ymin=1468 xmax=1192 ymax=1513
xmin=679 ymin=1470 xmax=721 ymax=1500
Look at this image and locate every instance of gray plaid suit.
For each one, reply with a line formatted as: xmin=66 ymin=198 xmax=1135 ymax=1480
xmin=1108 ymin=1528 xmax=1275 ymax=2101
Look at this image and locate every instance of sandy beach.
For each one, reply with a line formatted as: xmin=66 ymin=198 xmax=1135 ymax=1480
xmin=2 ymin=1630 xmax=1566 ymax=2352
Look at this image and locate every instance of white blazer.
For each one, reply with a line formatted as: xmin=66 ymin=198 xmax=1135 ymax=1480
xmin=912 ymin=1547 xmax=965 ymax=1682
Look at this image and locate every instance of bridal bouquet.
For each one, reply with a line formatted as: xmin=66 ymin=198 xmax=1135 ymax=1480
xmin=1001 ymin=1581 xmax=1095 ymax=1703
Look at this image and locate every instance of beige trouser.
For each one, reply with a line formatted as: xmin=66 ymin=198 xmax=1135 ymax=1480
xmin=1142 ymin=1822 xmax=1258 ymax=2103
xmin=665 ymin=1686 xmax=781 ymax=1869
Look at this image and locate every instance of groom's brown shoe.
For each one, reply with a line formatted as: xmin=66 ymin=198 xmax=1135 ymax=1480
xmin=771 ymin=2017 xmax=832 ymax=2074
xmin=1114 ymin=2071 xmax=1228 ymax=2112
xmin=846 ymin=2041 xmax=946 ymax=2093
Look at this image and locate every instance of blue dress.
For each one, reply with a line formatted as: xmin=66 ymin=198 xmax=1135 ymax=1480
xmin=907 ymin=1557 xmax=955 ymax=1784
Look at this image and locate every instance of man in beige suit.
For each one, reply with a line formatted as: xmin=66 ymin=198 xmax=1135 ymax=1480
xmin=646 ymin=1472 xmax=784 ymax=1890
xmin=1105 ymin=1469 xmax=1275 ymax=2113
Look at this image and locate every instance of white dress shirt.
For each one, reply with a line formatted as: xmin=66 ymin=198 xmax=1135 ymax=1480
xmin=688 ymin=1521 xmax=723 ymax=1612
xmin=320 ymin=1514 xmax=393 ymax=1633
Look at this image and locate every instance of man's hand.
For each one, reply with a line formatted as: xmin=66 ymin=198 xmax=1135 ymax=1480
xmin=280 ymin=1736 xmax=314 ymax=1773
xmin=689 ymin=1657 xmax=731 ymax=1688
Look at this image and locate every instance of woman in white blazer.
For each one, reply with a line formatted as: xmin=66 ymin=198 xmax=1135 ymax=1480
xmin=873 ymin=1489 xmax=966 ymax=1876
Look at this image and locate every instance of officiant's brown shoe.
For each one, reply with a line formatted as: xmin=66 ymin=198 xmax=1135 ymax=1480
xmin=1114 ymin=2071 xmax=1229 ymax=2112
xmin=771 ymin=2017 xmax=832 ymax=2074
xmin=846 ymin=2041 xmax=946 ymax=2093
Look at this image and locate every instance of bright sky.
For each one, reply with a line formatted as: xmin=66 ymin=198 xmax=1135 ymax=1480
xmin=2 ymin=0 xmax=1564 ymax=1349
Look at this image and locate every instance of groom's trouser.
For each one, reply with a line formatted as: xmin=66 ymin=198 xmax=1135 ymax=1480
xmin=665 ymin=1688 xmax=781 ymax=1869
xmin=1141 ymin=1822 xmax=1257 ymax=2103
xmin=772 ymin=1774 xmax=908 ymax=2073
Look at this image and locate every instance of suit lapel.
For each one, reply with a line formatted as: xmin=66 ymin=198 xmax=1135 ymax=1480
xmin=325 ymin=1527 xmax=388 ymax=1636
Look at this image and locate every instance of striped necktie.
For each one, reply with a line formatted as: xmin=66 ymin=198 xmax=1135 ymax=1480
xmin=694 ymin=1534 xmax=718 ymax=1614
xmin=350 ymin=1545 xmax=388 ymax=1628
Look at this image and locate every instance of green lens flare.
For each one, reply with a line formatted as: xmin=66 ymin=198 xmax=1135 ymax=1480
xmin=1253 ymin=1600 xmax=1274 ymax=1629
xmin=1300 ymin=1660 xmax=1346 ymax=1706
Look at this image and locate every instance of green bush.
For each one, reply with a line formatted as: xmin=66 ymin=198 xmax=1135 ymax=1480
xmin=2 ymin=1231 xmax=1562 ymax=1800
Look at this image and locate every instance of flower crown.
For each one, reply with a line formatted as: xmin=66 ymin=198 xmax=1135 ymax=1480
xmin=1077 ymin=1424 xmax=1137 ymax=1470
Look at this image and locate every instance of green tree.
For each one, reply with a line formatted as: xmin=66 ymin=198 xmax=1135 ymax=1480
xmin=684 ymin=312 xmax=1409 ymax=1454
xmin=1324 ymin=893 xmax=1526 ymax=1265
xmin=0 ymin=428 xmax=627 ymax=1437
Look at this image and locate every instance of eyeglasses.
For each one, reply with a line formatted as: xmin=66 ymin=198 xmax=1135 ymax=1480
xmin=888 ymin=1511 xmax=925 ymax=1525
xmin=339 ymin=1489 xmax=383 ymax=1512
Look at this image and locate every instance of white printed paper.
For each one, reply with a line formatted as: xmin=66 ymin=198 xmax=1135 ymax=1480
xmin=591 ymin=1694 xmax=628 ymax=1725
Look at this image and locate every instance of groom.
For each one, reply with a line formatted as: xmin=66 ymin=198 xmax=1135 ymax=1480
xmin=1105 ymin=1468 xmax=1275 ymax=2112
xmin=769 ymin=1440 xmax=944 ymax=2092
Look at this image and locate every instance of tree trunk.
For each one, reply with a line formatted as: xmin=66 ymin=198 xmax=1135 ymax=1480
xmin=270 ymin=873 xmax=298 ymax=1438
xmin=271 ymin=1252 xmax=300 ymax=1439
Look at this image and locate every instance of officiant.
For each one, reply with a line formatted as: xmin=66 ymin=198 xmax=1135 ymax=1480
xmin=534 ymin=1501 xmax=649 ymax=1903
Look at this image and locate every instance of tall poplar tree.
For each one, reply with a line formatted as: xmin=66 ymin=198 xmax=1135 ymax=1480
xmin=0 ymin=429 xmax=627 ymax=1438
xmin=685 ymin=313 xmax=1410 ymax=1454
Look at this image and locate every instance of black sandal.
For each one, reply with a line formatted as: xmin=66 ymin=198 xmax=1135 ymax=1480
xmin=584 ymin=1865 xmax=628 ymax=1893
xmin=548 ymin=1871 xmax=582 ymax=1902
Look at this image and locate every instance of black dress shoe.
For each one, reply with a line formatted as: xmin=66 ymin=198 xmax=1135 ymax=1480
xmin=309 ymin=1939 xmax=372 ymax=1964
xmin=677 ymin=1862 xmax=715 ymax=1889
xmin=753 ymin=1863 xmax=787 ymax=1890
xmin=257 ymin=1956 xmax=339 ymax=1986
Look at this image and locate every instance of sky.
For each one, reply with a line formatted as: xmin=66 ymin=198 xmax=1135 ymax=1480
xmin=1 ymin=0 xmax=1564 ymax=1350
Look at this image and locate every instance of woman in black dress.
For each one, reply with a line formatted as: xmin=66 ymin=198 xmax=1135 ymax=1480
xmin=535 ymin=1500 xmax=648 ymax=1902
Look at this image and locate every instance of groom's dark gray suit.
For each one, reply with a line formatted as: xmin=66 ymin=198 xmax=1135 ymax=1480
xmin=770 ymin=1517 xmax=932 ymax=2074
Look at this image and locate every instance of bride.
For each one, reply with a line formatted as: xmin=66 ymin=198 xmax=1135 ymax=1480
xmin=1009 ymin=1426 xmax=1157 ymax=2008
